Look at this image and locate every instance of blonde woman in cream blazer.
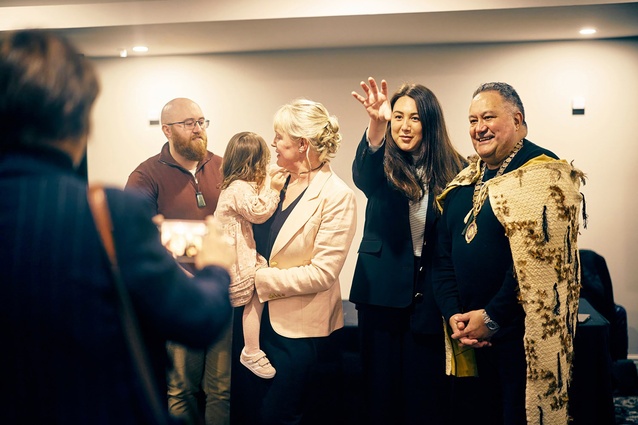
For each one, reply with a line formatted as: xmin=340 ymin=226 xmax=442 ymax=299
xmin=230 ymin=99 xmax=357 ymax=425
xmin=255 ymin=161 xmax=355 ymax=338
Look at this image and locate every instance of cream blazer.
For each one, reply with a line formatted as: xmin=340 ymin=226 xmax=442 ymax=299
xmin=254 ymin=163 xmax=357 ymax=338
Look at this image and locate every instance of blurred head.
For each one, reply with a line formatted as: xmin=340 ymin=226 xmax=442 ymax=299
xmin=0 ymin=29 xmax=99 ymax=164
xmin=469 ymin=82 xmax=527 ymax=169
xmin=272 ymin=98 xmax=341 ymax=172
xmin=161 ymin=98 xmax=208 ymax=163
xmin=220 ymin=131 xmax=270 ymax=189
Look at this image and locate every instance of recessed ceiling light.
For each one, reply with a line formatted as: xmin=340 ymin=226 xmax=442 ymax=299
xmin=132 ymin=46 xmax=149 ymax=53
xmin=119 ymin=49 xmax=128 ymax=58
xmin=579 ymin=28 xmax=597 ymax=35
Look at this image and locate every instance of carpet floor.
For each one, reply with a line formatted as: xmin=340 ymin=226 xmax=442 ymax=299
xmin=615 ymin=395 xmax=638 ymax=424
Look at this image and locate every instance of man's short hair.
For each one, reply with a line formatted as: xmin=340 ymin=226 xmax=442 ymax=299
xmin=473 ymin=82 xmax=527 ymax=127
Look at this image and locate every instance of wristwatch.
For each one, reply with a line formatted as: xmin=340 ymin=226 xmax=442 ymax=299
xmin=482 ymin=310 xmax=500 ymax=333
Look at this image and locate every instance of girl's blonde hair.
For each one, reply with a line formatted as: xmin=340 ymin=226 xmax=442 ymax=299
xmin=220 ymin=131 xmax=270 ymax=189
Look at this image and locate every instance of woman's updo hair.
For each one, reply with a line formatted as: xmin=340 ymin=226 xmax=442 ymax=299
xmin=273 ymin=98 xmax=341 ymax=163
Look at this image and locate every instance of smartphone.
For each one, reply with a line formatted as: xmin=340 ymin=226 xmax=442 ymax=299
xmin=160 ymin=219 xmax=208 ymax=263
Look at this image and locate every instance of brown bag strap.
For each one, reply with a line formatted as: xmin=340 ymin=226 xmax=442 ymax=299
xmin=87 ymin=185 xmax=168 ymax=425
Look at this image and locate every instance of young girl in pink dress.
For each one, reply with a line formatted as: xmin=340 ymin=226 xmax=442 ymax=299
xmin=214 ymin=132 xmax=287 ymax=378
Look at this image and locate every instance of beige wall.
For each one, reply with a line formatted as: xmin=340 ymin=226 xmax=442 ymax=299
xmin=87 ymin=38 xmax=638 ymax=354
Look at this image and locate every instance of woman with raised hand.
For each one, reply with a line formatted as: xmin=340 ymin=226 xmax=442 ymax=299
xmin=350 ymin=77 xmax=467 ymax=425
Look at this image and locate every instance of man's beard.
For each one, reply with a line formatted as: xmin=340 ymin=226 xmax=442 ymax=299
xmin=174 ymin=134 xmax=207 ymax=162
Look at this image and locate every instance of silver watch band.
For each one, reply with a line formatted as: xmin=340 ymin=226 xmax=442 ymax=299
xmin=482 ymin=310 xmax=500 ymax=332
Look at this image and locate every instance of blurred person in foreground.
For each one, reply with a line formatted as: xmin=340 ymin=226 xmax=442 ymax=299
xmin=433 ymin=82 xmax=585 ymax=425
xmin=0 ymin=29 xmax=234 ymax=425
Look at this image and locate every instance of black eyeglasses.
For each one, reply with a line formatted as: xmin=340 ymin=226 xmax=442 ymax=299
xmin=165 ymin=119 xmax=210 ymax=130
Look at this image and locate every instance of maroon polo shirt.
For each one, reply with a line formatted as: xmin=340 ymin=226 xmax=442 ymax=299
xmin=125 ymin=142 xmax=223 ymax=219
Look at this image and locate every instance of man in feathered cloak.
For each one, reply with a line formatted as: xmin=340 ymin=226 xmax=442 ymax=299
xmin=433 ymin=82 xmax=585 ymax=425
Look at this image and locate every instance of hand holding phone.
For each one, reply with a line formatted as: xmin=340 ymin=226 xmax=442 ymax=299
xmin=160 ymin=219 xmax=208 ymax=262
xmin=195 ymin=216 xmax=236 ymax=271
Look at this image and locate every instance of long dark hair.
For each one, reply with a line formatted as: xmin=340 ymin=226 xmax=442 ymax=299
xmin=384 ymin=83 xmax=466 ymax=202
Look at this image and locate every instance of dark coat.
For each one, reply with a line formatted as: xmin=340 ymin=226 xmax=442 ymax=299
xmin=349 ymin=132 xmax=443 ymax=334
xmin=0 ymin=146 xmax=232 ymax=425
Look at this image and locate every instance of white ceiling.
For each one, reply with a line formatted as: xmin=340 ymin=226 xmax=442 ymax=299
xmin=1 ymin=0 xmax=637 ymax=58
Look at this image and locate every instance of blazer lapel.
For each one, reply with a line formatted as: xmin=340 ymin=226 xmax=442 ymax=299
xmin=423 ymin=194 xmax=437 ymax=244
xmin=270 ymin=163 xmax=332 ymax=259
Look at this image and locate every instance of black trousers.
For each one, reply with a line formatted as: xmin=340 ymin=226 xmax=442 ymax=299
xmin=449 ymin=334 xmax=527 ymax=425
xmin=230 ymin=304 xmax=344 ymax=425
xmin=356 ymin=304 xmax=452 ymax=425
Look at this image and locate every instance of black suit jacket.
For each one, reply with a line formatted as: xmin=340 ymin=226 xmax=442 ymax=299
xmin=349 ymin=133 xmax=442 ymax=334
xmin=0 ymin=146 xmax=232 ymax=425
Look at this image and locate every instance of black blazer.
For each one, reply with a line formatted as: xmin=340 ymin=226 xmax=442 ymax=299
xmin=349 ymin=132 xmax=442 ymax=334
xmin=0 ymin=146 xmax=232 ymax=425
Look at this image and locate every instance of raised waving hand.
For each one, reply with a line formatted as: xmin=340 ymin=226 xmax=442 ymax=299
xmin=351 ymin=77 xmax=391 ymax=146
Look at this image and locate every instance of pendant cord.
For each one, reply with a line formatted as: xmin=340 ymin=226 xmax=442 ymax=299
xmin=462 ymin=139 xmax=524 ymax=243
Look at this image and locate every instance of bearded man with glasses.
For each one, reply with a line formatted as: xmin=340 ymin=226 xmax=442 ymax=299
xmin=126 ymin=98 xmax=229 ymax=425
